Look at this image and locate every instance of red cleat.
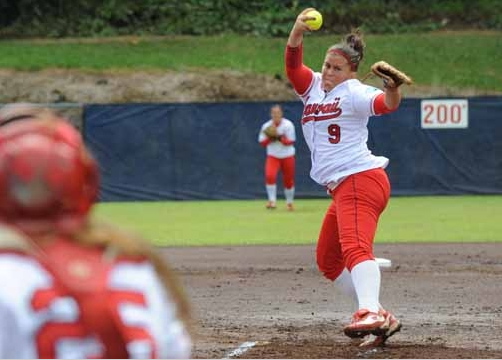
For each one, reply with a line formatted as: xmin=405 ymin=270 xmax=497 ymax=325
xmin=286 ymin=203 xmax=294 ymax=211
xmin=343 ymin=309 xmax=387 ymax=338
xmin=359 ymin=309 xmax=402 ymax=347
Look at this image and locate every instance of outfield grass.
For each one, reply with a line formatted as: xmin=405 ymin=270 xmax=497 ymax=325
xmin=93 ymin=195 xmax=502 ymax=247
xmin=0 ymin=32 xmax=500 ymax=91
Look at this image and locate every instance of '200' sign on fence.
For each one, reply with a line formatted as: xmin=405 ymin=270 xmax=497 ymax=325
xmin=420 ymin=99 xmax=469 ymax=129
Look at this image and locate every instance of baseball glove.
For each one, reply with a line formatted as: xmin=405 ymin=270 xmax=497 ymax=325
xmin=263 ymin=125 xmax=279 ymax=140
xmin=370 ymin=61 xmax=413 ymax=88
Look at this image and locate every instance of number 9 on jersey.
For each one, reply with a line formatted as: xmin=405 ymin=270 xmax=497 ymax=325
xmin=328 ymin=124 xmax=341 ymax=144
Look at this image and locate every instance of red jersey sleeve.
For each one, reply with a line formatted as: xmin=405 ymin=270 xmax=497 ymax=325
xmin=373 ymin=93 xmax=398 ymax=115
xmin=260 ymin=138 xmax=272 ymax=147
xmin=285 ymin=44 xmax=314 ymax=96
xmin=279 ymin=136 xmax=294 ymax=146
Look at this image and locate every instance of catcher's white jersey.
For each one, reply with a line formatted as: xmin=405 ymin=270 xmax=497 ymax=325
xmin=299 ymin=74 xmax=388 ymax=187
xmin=258 ymin=118 xmax=296 ymax=158
xmin=0 ymin=251 xmax=191 ymax=359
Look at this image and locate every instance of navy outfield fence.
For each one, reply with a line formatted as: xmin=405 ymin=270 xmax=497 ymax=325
xmin=83 ymin=97 xmax=502 ymax=201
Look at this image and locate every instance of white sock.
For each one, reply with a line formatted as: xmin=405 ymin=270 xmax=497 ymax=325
xmin=266 ymin=184 xmax=277 ymax=202
xmin=350 ymin=260 xmax=381 ymax=313
xmin=334 ymin=268 xmax=358 ymax=310
xmin=284 ymin=187 xmax=295 ymax=204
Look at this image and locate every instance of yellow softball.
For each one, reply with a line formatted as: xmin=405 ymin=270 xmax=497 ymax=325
xmin=305 ymin=10 xmax=323 ymax=31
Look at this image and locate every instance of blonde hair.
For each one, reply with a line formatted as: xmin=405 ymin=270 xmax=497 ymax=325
xmin=74 ymin=220 xmax=191 ymax=324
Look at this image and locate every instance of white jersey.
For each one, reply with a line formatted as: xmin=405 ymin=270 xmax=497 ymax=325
xmin=299 ymin=74 xmax=388 ymax=187
xmin=0 ymin=251 xmax=191 ymax=359
xmin=258 ymin=118 xmax=296 ymax=159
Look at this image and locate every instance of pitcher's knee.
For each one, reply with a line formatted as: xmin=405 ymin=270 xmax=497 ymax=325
xmin=316 ymin=255 xmax=344 ymax=281
xmin=342 ymin=246 xmax=374 ymax=271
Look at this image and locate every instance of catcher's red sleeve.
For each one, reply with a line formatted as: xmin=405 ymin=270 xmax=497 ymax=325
xmin=373 ymin=93 xmax=398 ymax=115
xmin=285 ymin=44 xmax=313 ymax=95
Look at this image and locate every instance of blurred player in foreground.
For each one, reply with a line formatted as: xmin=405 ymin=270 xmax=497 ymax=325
xmin=0 ymin=114 xmax=191 ymax=358
xmin=0 ymin=102 xmax=62 ymax=125
xmin=258 ymin=104 xmax=296 ymax=210
xmin=285 ymin=8 xmax=411 ymax=346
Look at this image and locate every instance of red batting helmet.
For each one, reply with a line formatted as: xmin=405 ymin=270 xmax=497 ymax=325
xmin=0 ymin=119 xmax=99 ymax=234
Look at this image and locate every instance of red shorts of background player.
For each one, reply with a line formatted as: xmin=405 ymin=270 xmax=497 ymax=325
xmin=265 ymin=155 xmax=295 ymax=189
xmin=316 ymin=168 xmax=391 ymax=281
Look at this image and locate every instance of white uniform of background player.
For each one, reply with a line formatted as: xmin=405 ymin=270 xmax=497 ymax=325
xmin=258 ymin=105 xmax=296 ymax=210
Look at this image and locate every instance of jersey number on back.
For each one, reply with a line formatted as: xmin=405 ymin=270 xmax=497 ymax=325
xmin=31 ymin=286 xmax=154 ymax=358
xmin=328 ymin=124 xmax=341 ymax=144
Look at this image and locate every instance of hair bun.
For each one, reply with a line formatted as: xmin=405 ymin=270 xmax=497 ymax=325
xmin=344 ymin=30 xmax=365 ymax=61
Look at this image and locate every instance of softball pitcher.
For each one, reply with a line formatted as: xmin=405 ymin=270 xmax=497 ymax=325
xmin=285 ymin=8 xmax=411 ymax=346
xmin=258 ymin=104 xmax=296 ymax=210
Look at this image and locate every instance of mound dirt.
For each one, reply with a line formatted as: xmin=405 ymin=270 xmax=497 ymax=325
xmin=162 ymin=243 xmax=502 ymax=359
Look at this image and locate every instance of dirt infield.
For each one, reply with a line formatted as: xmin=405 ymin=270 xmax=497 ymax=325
xmin=161 ymin=243 xmax=502 ymax=359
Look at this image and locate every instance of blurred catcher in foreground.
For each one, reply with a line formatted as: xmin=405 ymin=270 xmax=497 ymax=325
xmin=0 ymin=110 xmax=191 ymax=358
xmin=0 ymin=102 xmax=64 ymax=125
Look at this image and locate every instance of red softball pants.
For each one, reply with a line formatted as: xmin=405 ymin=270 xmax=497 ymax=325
xmin=316 ymin=168 xmax=391 ymax=281
xmin=265 ymin=155 xmax=295 ymax=188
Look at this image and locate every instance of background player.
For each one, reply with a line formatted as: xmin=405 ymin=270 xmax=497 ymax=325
xmin=285 ymin=8 xmax=407 ymax=346
xmin=258 ymin=104 xmax=296 ymax=210
xmin=0 ymin=116 xmax=191 ymax=358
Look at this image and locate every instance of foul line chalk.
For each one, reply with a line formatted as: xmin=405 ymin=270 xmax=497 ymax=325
xmin=375 ymin=257 xmax=392 ymax=268
xmin=223 ymin=341 xmax=258 ymax=359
